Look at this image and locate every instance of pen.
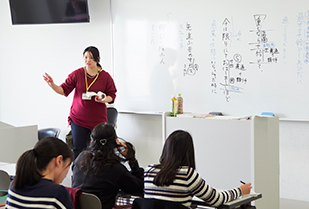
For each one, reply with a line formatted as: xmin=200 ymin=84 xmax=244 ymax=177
xmin=240 ymin=180 xmax=246 ymax=184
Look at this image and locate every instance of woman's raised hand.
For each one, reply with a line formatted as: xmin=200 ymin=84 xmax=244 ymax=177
xmin=43 ymin=72 xmax=54 ymax=86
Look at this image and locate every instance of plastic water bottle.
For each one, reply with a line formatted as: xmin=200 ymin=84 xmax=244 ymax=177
xmin=177 ymin=93 xmax=183 ymax=114
xmin=171 ymin=95 xmax=178 ymax=117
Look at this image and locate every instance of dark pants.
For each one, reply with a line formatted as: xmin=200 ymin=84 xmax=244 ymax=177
xmin=71 ymin=120 xmax=91 ymax=159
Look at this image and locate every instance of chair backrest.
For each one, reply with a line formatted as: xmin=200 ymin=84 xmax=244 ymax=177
xmin=38 ymin=128 xmax=61 ymax=141
xmin=132 ymin=198 xmax=188 ymax=209
xmin=0 ymin=170 xmax=11 ymax=190
xmin=0 ymin=191 xmax=8 ymax=207
xmin=79 ymin=192 xmax=102 ymax=209
xmin=107 ymin=107 xmax=118 ymax=127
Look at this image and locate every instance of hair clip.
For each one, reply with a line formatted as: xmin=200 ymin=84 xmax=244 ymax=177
xmin=100 ymin=139 xmax=107 ymax=146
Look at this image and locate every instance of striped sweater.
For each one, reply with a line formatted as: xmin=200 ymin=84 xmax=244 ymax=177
xmin=144 ymin=165 xmax=241 ymax=208
xmin=5 ymin=179 xmax=73 ymax=209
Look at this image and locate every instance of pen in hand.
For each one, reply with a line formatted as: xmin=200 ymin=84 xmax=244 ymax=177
xmin=239 ymin=180 xmax=251 ymax=195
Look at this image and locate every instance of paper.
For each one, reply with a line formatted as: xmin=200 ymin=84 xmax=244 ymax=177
xmin=83 ymin=91 xmax=106 ymax=100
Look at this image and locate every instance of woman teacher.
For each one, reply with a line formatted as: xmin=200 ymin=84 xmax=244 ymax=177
xmin=43 ymin=46 xmax=117 ymax=158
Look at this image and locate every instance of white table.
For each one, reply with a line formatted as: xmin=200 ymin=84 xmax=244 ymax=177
xmin=0 ymin=162 xmax=16 ymax=176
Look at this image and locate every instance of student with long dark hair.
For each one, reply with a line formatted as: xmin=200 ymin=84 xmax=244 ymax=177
xmin=72 ymin=123 xmax=144 ymax=209
xmin=5 ymin=137 xmax=74 ymax=209
xmin=144 ymin=130 xmax=252 ymax=208
xmin=43 ymin=46 xmax=117 ymax=158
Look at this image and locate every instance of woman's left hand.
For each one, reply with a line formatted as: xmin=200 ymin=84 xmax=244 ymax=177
xmin=95 ymin=95 xmax=113 ymax=103
xmin=95 ymin=96 xmax=107 ymax=103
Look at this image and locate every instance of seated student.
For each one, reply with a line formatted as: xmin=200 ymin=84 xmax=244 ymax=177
xmin=6 ymin=137 xmax=74 ymax=209
xmin=72 ymin=123 xmax=144 ymax=209
xmin=144 ymin=130 xmax=252 ymax=208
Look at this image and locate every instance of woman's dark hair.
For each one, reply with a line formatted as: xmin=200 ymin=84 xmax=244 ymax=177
xmin=83 ymin=46 xmax=101 ymax=68
xmin=78 ymin=123 xmax=124 ymax=174
xmin=13 ymin=137 xmax=74 ymax=190
xmin=152 ymin=130 xmax=195 ymax=186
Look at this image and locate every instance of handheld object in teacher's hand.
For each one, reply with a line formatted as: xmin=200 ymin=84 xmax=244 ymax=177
xmin=48 ymin=77 xmax=53 ymax=82
xmin=96 ymin=91 xmax=106 ymax=100
xmin=43 ymin=73 xmax=53 ymax=82
xmin=82 ymin=91 xmax=106 ymax=100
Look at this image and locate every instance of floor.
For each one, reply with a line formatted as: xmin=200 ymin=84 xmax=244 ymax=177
xmin=280 ymin=198 xmax=309 ymax=209
xmin=195 ymin=199 xmax=309 ymax=208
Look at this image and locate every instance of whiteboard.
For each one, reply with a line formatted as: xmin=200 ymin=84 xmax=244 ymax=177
xmin=111 ymin=0 xmax=309 ymax=118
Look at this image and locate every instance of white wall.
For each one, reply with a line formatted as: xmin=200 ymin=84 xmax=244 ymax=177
xmin=279 ymin=121 xmax=309 ymax=202
xmin=0 ymin=0 xmax=112 ymax=140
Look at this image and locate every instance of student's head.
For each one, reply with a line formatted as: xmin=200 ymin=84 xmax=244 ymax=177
xmin=153 ymin=130 xmax=195 ymax=186
xmin=90 ymin=123 xmax=118 ymax=153
xmin=83 ymin=46 xmax=101 ymax=68
xmin=160 ymin=130 xmax=195 ymax=168
xmin=78 ymin=123 xmax=123 ymax=173
xmin=13 ymin=137 xmax=74 ymax=190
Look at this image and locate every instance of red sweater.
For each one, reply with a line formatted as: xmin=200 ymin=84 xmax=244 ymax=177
xmin=61 ymin=67 xmax=117 ymax=129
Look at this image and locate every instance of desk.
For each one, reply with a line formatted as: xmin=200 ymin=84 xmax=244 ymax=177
xmin=117 ymin=192 xmax=262 ymax=209
xmin=0 ymin=122 xmax=37 ymax=163
xmin=0 ymin=163 xmax=9 ymax=166
xmin=192 ymin=193 xmax=262 ymax=209
xmin=0 ymin=162 xmax=16 ymax=180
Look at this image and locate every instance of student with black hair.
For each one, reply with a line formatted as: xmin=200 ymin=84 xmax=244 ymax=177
xmin=72 ymin=123 xmax=144 ymax=209
xmin=43 ymin=46 xmax=117 ymax=158
xmin=143 ymin=130 xmax=252 ymax=208
xmin=5 ymin=137 xmax=74 ymax=209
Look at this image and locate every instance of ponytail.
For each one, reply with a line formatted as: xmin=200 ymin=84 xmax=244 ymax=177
xmin=12 ymin=137 xmax=74 ymax=190
xmin=13 ymin=149 xmax=42 ymax=190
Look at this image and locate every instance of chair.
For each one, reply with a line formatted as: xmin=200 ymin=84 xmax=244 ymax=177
xmin=107 ymin=107 xmax=118 ymax=128
xmin=131 ymin=198 xmax=188 ymax=209
xmin=65 ymin=186 xmax=82 ymax=209
xmin=0 ymin=170 xmax=11 ymax=190
xmin=79 ymin=192 xmax=102 ymax=209
xmin=38 ymin=128 xmax=61 ymax=141
xmin=0 ymin=191 xmax=8 ymax=207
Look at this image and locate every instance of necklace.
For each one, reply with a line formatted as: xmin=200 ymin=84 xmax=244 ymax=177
xmin=86 ymin=67 xmax=100 ymax=79
xmin=87 ymin=73 xmax=97 ymax=79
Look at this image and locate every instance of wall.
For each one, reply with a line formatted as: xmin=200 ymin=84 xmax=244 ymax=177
xmin=279 ymin=120 xmax=309 ymax=201
xmin=0 ymin=0 xmax=112 ymax=140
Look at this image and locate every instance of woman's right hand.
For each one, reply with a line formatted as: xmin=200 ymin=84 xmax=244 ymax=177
xmin=42 ymin=73 xmax=65 ymax=95
xmin=43 ymin=72 xmax=54 ymax=86
xmin=239 ymin=183 xmax=252 ymax=195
